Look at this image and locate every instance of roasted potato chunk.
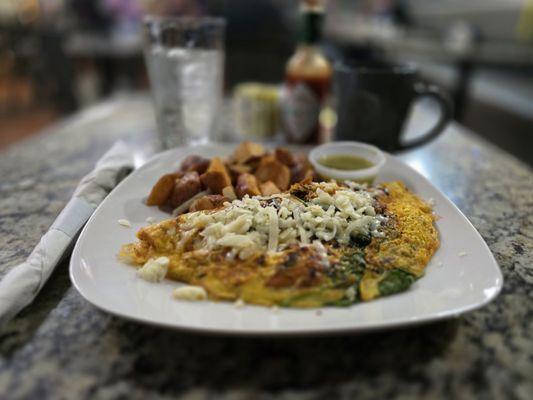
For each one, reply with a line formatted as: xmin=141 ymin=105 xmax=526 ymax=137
xmin=259 ymin=181 xmax=281 ymax=196
xmin=180 ymin=155 xmax=210 ymax=174
xmin=274 ymin=147 xmax=295 ymax=167
xmin=290 ymin=153 xmax=314 ymax=184
xmin=227 ymin=163 xmax=252 ymax=182
xmin=200 ymin=157 xmax=232 ymax=194
xmin=236 ymin=173 xmax=261 ymax=198
xmin=233 ymin=141 xmax=265 ymax=164
xmin=144 ymin=142 xmax=317 ymax=214
xmin=255 ymin=155 xmax=291 ymax=190
xmin=222 ymin=185 xmax=237 ymax=201
xmin=189 ymin=194 xmax=228 ymax=212
xmin=169 ymin=171 xmax=202 ymax=208
xmin=146 ymin=173 xmax=181 ymax=206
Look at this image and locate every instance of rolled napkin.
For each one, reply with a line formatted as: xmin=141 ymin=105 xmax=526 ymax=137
xmin=0 ymin=141 xmax=134 ymax=325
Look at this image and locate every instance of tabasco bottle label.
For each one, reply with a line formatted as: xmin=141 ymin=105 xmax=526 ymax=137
xmin=281 ymin=82 xmax=320 ymax=143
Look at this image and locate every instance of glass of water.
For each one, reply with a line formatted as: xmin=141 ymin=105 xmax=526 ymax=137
xmin=143 ymin=16 xmax=225 ymax=148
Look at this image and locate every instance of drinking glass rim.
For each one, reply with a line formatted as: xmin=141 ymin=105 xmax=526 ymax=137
xmin=143 ymin=15 xmax=226 ymax=28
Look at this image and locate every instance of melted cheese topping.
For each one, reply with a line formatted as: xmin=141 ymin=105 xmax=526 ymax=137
xmin=179 ymin=182 xmax=384 ymax=260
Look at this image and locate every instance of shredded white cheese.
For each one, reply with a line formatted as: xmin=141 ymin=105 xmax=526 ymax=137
xmin=233 ymin=298 xmax=245 ymax=308
xmin=345 ymin=286 xmax=357 ymax=302
xmin=118 ymin=219 xmax=132 ymax=228
xmin=267 ymin=206 xmax=279 ymax=252
xmin=137 ymin=257 xmax=169 ymax=282
xmin=172 ymin=285 xmax=207 ymax=301
xmin=178 ymin=182 xmax=383 ymax=259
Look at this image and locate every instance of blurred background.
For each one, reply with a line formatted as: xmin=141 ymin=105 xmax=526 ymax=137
xmin=0 ymin=0 xmax=532 ymax=165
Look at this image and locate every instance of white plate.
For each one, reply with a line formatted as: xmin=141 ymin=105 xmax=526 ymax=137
xmin=70 ymin=144 xmax=503 ymax=335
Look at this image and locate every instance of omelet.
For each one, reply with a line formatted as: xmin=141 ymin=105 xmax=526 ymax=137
xmin=119 ymin=181 xmax=439 ymax=307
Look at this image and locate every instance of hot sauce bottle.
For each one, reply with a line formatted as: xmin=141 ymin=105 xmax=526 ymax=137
xmin=281 ymin=0 xmax=332 ymax=144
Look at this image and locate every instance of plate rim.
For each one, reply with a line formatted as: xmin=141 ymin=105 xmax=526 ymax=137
xmin=69 ymin=143 xmax=503 ymax=335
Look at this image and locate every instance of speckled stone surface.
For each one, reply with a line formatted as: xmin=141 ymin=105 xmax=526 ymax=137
xmin=0 ymin=95 xmax=531 ymax=400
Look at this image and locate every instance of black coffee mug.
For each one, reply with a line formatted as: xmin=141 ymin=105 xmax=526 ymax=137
xmin=333 ymin=62 xmax=453 ymax=151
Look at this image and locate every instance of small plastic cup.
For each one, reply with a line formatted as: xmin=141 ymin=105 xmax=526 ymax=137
xmin=309 ymin=141 xmax=386 ymax=183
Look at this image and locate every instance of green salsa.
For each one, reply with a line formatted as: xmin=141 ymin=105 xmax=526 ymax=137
xmin=318 ymin=154 xmax=374 ymax=170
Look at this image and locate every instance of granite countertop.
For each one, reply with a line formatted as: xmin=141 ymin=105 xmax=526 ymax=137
xmin=0 ymin=95 xmax=531 ymax=399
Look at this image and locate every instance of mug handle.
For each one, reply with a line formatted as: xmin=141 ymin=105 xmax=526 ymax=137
xmin=397 ymin=82 xmax=453 ymax=150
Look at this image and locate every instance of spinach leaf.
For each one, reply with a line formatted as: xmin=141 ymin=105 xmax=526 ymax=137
xmin=331 ymin=251 xmax=366 ymax=281
xmin=326 ymin=251 xmax=366 ymax=305
xmin=351 ymin=233 xmax=372 ymax=247
xmin=326 ymin=296 xmax=359 ymax=307
xmin=378 ymin=269 xmax=416 ymax=296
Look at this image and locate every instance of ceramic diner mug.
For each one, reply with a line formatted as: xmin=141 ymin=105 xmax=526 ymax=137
xmin=333 ymin=62 xmax=453 ymax=152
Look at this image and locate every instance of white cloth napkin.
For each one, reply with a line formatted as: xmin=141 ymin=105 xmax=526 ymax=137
xmin=0 ymin=141 xmax=134 ymax=325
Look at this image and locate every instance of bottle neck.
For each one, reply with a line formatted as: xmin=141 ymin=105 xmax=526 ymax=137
xmin=298 ymin=8 xmax=324 ymax=45
xmin=295 ymin=43 xmax=320 ymax=54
